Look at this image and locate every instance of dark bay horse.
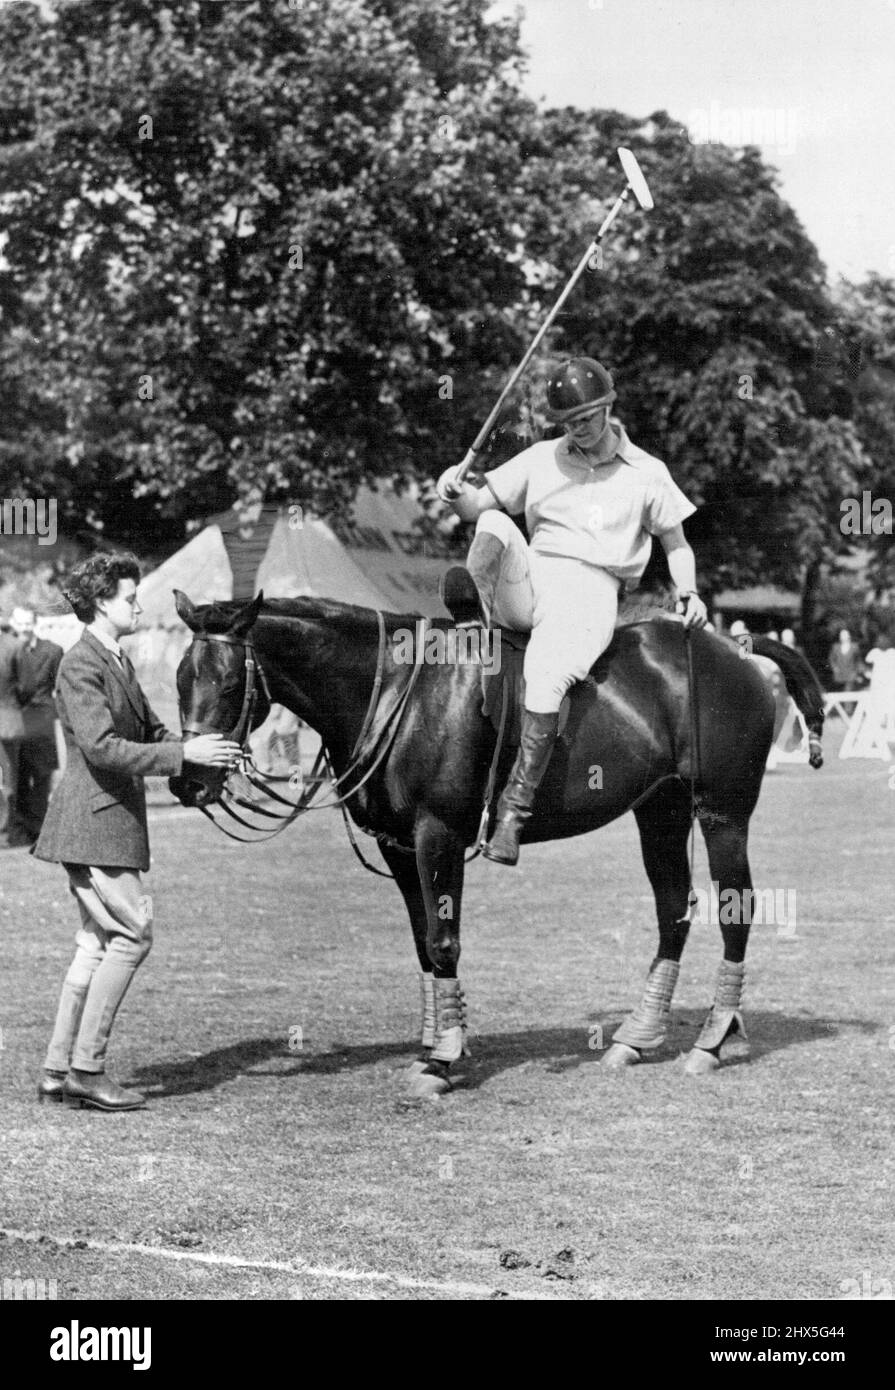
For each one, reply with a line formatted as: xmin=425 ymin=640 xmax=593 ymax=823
xmin=170 ymin=591 xmax=824 ymax=1094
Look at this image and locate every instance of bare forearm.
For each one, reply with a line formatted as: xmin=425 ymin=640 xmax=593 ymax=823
xmin=665 ymin=543 xmax=698 ymax=597
xmin=452 ymin=484 xmax=488 ymax=523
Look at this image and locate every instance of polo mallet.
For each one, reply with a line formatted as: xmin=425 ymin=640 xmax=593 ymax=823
xmin=452 ymin=147 xmax=654 ymax=485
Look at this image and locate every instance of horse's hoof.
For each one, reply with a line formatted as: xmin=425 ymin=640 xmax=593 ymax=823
xmin=683 ymin=1046 xmax=720 ymax=1075
xmin=720 ymin=1033 xmax=751 ymax=1063
xmin=602 ymin=1042 xmax=641 ymax=1069
xmin=407 ymin=1067 xmax=452 ymax=1098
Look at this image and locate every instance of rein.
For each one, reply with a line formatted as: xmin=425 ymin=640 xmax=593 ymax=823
xmin=684 ymin=626 xmax=700 ymax=908
xmin=181 ymin=630 xmax=270 ymax=747
xmin=334 ymin=666 xmax=511 ymax=875
xmin=184 ymin=613 xmax=410 ymax=843
xmin=182 ymin=615 xmax=510 ymax=874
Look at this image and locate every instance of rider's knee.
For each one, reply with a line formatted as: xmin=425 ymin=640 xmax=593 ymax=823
xmin=524 ymin=669 xmax=573 ymax=714
xmin=476 ymin=510 xmax=516 ymax=545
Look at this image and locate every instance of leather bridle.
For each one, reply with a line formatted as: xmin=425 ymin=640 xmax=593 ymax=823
xmin=178 ymin=616 xmax=508 ymax=874
xmin=178 ymin=617 xmax=430 ymax=853
xmin=181 ymin=631 xmax=270 ymax=749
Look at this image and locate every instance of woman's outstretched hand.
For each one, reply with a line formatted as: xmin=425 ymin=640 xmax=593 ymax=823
xmin=183 ymin=733 xmax=242 ymax=768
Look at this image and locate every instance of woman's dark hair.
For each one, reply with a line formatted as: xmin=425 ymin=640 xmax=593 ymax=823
xmin=62 ymin=551 xmax=141 ymax=623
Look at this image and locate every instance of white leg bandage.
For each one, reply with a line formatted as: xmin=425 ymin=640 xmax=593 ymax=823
xmin=429 ymin=978 xmax=469 ymax=1063
xmin=419 ymin=972 xmax=436 ymax=1049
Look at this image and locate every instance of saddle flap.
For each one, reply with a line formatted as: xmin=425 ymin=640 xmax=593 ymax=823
xmin=480 ymin=599 xmax=677 ymax=743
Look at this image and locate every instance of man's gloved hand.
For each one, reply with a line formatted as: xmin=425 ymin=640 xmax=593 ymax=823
xmin=676 ymin=591 xmax=709 ymax=629
xmin=436 ymin=466 xmax=465 ymax=502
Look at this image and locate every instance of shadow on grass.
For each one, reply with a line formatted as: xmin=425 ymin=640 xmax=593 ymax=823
xmin=132 ymin=1010 xmax=880 ymax=1097
xmin=133 ymin=1039 xmax=306 ymax=1097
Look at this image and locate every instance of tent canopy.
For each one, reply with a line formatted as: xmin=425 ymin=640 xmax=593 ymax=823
xmin=714 ymin=586 xmax=801 ymax=616
xmin=137 ymin=483 xmax=454 ymax=629
xmin=132 ymin=483 xmax=455 ymax=728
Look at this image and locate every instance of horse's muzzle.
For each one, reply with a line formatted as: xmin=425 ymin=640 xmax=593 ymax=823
xmin=169 ymin=772 xmax=224 ymax=808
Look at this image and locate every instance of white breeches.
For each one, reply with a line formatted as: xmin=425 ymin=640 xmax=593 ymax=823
xmin=476 ymin=511 xmax=620 ymax=714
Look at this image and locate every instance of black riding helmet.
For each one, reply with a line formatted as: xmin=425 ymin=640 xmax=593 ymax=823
xmin=544 ymin=357 xmax=616 ymax=422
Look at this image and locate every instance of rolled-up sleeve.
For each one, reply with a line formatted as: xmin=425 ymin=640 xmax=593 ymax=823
xmin=484 ymin=449 xmax=534 ymax=515
xmin=646 ymin=464 xmax=697 ymax=536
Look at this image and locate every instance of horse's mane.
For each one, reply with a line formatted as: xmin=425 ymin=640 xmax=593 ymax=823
xmin=194 ymin=594 xmax=450 ymax=634
xmin=196 ymin=592 xmax=685 ymax=637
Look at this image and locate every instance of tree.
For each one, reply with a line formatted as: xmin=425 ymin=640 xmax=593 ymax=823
xmin=0 ymin=0 xmax=546 ymax=539
xmin=517 ymin=111 xmax=875 ymax=644
xmin=834 ymin=274 xmax=895 ymax=596
xmin=0 ymin=0 xmax=880 ymax=643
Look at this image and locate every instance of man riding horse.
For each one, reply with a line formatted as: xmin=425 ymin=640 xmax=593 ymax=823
xmin=170 ymin=355 xmax=824 ymax=1089
xmin=437 ymin=357 xmax=709 ymax=867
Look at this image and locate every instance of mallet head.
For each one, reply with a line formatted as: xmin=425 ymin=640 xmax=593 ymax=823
xmin=618 ymin=147 xmax=654 ymax=210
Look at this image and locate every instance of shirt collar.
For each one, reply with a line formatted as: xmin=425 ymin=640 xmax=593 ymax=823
xmin=613 ymin=425 xmax=642 ymax=463
xmin=87 ymin=624 xmax=122 ymax=660
xmin=559 ymin=421 xmax=640 ymax=470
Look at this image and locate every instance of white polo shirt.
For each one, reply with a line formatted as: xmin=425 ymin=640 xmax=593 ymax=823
xmin=484 ymin=424 xmax=696 ymax=586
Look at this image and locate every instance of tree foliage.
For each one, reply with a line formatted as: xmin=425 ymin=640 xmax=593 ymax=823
xmin=531 ymin=113 xmax=877 ymax=611
xmin=0 ymin=0 xmax=543 ymax=535
xmin=834 ymin=274 xmax=895 ymax=589
xmin=0 ymin=0 xmax=889 ymax=637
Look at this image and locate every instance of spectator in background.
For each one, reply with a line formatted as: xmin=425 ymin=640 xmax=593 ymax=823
xmin=864 ymin=632 xmax=895 ymax=692
xmin=828 ymin=627 xmax=863 ymax=690
xmin=251 ymin=703 xmax=301 ymax=777
xmin=728 ymin=619 xmax=752 ymax=655
xmin=10 ymin=606 xmax=63 ymax=847
xmin=0 ymin=615 xmax=27 ymax=848
xmin=863 ymin=632 xmax=895 ymax=742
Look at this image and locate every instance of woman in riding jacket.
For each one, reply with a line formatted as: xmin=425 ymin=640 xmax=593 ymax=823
xmin=36 ymin=552 xmax=240 ymax=1112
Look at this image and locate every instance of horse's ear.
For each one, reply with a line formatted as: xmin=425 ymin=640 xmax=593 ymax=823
xmin=174 ymin=590 xmax=199 ymax=630
xmin=228 ymin=590 xmax=264 ymax=638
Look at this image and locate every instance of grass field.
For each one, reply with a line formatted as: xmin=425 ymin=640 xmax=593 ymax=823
xmin=1 ymin=723 xmax=894 ymax=1301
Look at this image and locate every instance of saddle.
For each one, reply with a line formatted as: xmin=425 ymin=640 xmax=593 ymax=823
xmin=481 ymin=595 xmax=678 ymax=745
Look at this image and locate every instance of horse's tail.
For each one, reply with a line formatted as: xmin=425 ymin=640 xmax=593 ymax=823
xmin=750 ymin=637 xmax=825 ymax=769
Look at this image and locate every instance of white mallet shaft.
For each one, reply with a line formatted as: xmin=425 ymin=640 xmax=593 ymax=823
xmin=453 ymin=149 xmax=652 ymax=485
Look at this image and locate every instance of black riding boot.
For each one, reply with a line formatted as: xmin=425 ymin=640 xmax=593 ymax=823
xmin=482 ymin=710 xmax=559 ymax=867
xmin=440 ymin=532 xmax=505 ymax=626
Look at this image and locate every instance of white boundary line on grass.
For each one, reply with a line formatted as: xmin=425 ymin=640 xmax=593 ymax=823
xmin=0 ymin=1227 xmax=560 ymax=1300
